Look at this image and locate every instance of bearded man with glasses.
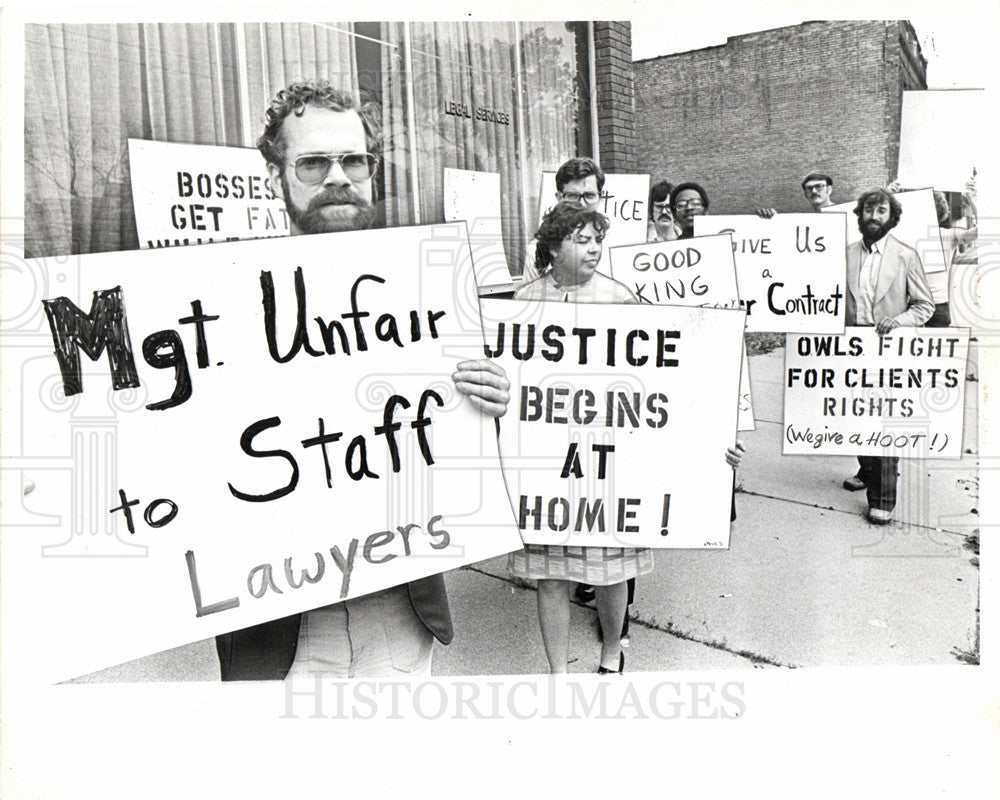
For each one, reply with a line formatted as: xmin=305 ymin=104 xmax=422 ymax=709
xmin=215 ymin=81 xmax=510 ymax=682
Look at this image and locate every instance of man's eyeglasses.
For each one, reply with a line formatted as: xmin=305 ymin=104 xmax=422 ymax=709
xmin=803 ymin=183 xmax=829 ymax=193
xmin=674 ymin=200 xmax=705 ymax=211
xmin=559 ymin=191 xmax=601 ymax=204
xmin=291 ymin=153 xmax=380 ymax=184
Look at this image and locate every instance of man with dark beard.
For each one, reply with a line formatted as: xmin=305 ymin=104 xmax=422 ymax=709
xmin=215 ymin=81 xmax=510 ymax=681
xmin=841 ymin=188 xmax=934 ymax=524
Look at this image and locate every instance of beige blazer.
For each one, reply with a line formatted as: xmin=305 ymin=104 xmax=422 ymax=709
xmin=845 ymin=233 xmax=934 ymax=327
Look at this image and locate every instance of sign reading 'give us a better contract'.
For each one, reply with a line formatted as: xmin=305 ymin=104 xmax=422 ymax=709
xmin=14 ymin=224 xmax=521 ymax=683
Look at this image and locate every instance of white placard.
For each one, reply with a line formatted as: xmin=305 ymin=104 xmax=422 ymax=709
xmin=608 ymin=233 xmax=755 ymax=431
xmin=128 ymin=139 xmax=290 ymax=247
xmin=443 ymin=168 xmax=514 ymax=287
xmin=696 ymin=213 xmax=847 ymax=333
xmin=481 ymin=299 xmax=746 ymax=549
xmin=897 ymin=89 xmax=983 ymax=192
xmin=783 ymin=327 xmax=969 ymax=458
xmin=824 ymin=189 xmax=949 ymax=274
xmin=14 ymin=224 xmax=521 ymax=683
xmin=537 ymin=171 xmax=651 ymax=271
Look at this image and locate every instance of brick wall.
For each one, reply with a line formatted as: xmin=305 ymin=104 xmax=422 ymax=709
xmin=594 ymin=21 xmax=637 ymax=172
xmin=633 ymin=20 xmax=928 ymax=215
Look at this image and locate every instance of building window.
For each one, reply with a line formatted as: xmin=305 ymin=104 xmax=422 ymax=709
xmin=24 ymin=20 xmax=594 ymax=273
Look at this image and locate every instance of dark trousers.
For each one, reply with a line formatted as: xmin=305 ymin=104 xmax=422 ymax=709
xmin=856 ymin=456 xmax=899 ymax=511
xmin=925 ymin=302 xmax=951 ymax=327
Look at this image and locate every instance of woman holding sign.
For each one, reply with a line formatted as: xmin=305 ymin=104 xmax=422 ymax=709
xmin=511 ymin=202 xmax=743 ymax=674
xmin=512 ymin=202 xmax=645 ymax=674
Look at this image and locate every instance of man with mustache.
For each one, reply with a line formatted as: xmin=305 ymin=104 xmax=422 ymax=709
xmin=756 ymin=170 xmax=836 ymax=218
xmin=646 ymin=179 xmax=679 ymax=242
xmin=215 ymin=81 xmax=510 ymax=680
xmin=841 ymin=189 xmax=934 ymax=524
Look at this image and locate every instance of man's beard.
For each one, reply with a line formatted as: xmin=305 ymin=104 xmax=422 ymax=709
xmin=860 ymin=217 xmax=894 ymax=246
xmin=282 ymin=176 xmax=376 ymax=234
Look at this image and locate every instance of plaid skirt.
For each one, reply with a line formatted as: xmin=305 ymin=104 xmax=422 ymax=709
xmin=509 ymin=545 xmax=654 ymax=585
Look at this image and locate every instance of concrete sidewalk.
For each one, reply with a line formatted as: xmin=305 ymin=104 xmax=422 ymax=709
xmin=73 ymin=347 xmax=980 ymax=682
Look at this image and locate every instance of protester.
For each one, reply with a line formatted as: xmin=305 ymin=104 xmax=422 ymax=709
xmin=512 ymin=201 xmax=743 ymax=673
xmin=521 ymin=157 xmax=606 ymax=283
xmin=670 ymin=182 xmax=710 ymax=239
xmin=757 ymin=170 xmax=835 ymax=218
xmin=885 ymin=179 xmax=978 ymax=328
xmin=841 ymin=189 xmax=934 ymax=525
xmin=215 ymin=80 xmax=511 ymax=681
xmin=647 ymin=179 xmax=679 ymax=242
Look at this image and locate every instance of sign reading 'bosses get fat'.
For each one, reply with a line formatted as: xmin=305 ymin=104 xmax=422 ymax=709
xmin=19 ymin=224 xmax=520 ymax=684
xmin=695 ymin=213 xmax=847 ymax=334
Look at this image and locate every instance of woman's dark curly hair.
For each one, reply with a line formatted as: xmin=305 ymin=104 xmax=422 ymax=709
xmin=533 ymin=201 xmax=610 ymax=274
xmin=257 ymin=80 xmax=382 ymax=168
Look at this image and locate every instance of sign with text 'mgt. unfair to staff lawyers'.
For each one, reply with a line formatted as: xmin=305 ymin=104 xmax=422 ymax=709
xmin=128 ymin=139 xmax=290 ymax=248
xmin=480 ymin=299 xmax=746 ymax=549
xmin=783 ymin=328 xmax=970 ymax=458
xmin=608 ymin=233 xmax=756 ymax=431
xmin=695 ymin=213 xmax=847 ymax=334
xmin=14 ymin=224 xmax=521 ymax=683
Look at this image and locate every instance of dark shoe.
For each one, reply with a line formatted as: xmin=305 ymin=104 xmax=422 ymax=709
xmin=868 ymin=508 xmax=892 ymax=525
xmin=574 ymin=583 xmax=596 ymax=603
xmin=597 ymin=651 xmax=625 ymax=675
xmin=843 ymin=474 xmax=867 ymax=491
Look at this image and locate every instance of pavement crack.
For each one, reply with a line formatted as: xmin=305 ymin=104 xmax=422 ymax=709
xmin=735 ymin=489 xmax=977 ymax=537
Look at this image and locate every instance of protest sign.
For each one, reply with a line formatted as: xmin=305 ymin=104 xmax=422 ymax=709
xmin=897 ymin=89 xmax=983 ymax=192
xmin=537 ymin=172 xmax=650 ymax=271
xmin=608 ymin=234 xmax=755 ymax=430
xmin=12 ymin=223 xmax=521 ymax=683
xmin=127 ymin=139 xmax=289 ymax=247
xmin=480 ymin=299 xmax=746 ymax=549
xmin=695 ymin=213 xmax=847 ymax=334
xmin=783 ymin=327 xmax=969 ymax=458
xmin=443 ymin=168 xmax=515 ymax=287
xmin=824 ymin=189 xmax=948 ymax=274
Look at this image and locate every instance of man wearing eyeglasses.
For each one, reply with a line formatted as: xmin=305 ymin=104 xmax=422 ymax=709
xmin=757 ymin=170 xmax=835 ymax=218
xmin=670 ymin=182 xmax=710 ymax=239
xmin=521 ymin=157 xmax=606 ymax=282
xmin=215 ymin=81 xmax=510 ymax=682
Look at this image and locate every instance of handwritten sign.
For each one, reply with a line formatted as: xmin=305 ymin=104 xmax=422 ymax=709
xmin=128 ymin=139 xmax=289 ymax=248
xmin=695 ymin=213 xmax=847 ymax=334
xmin=481 ymin=299 xmax=746 ymax=549
xmin=17 ymin=224 xmax=521 ymax=683
xmin=824 ymin=189 xmax=948 ymax=274
xmin=608 ymin=234 xmax=755 ymax=431
xmin=538 ymin=171 xmax=650 ymax=271
xmin=443 ymin=168 xmax=514 ymax=287
xmin=783 ymin=327 xmax=969 ymax=458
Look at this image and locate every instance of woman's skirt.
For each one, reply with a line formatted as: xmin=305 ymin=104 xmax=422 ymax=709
xmin=509 ymin=544 xmax=653 ymax=585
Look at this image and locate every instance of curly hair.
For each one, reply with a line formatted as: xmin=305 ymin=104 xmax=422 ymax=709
xmin=669 ymin=181 xmax=710 ymax=212
xmin=853 ymin=189 xmax=902 ymax=230
xmin=533 ymin=201 xmax=610 ymax=274
xmin=555 ymin=157 xmax=605 ymax=194
xmin=257 ymin=81 xmax=382 ymax=167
